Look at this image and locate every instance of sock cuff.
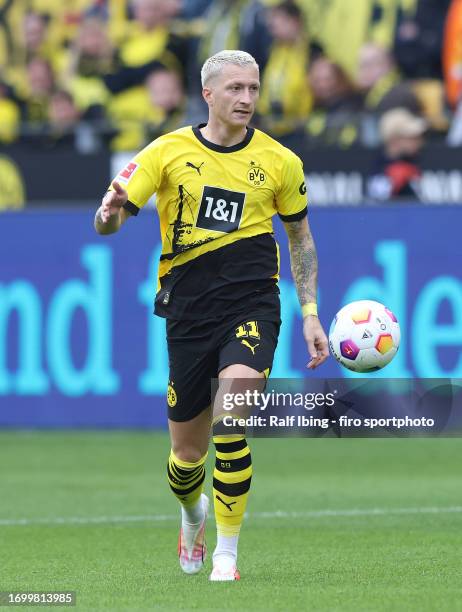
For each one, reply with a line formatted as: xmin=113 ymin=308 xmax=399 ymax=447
xmin=169 ymin=450 xmax=208 ymax=470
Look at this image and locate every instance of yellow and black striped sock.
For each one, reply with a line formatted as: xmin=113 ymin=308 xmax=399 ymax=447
xmin=167 ymin=450 xmax=207 ymax=508
xmin=213 ymin=435 xmax=252 ymax=537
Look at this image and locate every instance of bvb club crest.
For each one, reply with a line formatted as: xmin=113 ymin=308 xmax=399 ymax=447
xmin=167 ymin=383 xmax=177 ymax=407
xmin=247 ymin=161 xmax=266 ymax=186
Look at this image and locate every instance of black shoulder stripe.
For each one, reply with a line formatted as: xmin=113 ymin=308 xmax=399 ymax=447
xmin=123 ymin=200 xmax=140 ymax=216
xmin=278 ymin=206 xmax=308 ymax=223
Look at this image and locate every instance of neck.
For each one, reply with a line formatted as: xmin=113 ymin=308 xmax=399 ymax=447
xmin=200 ymin=119 xmax=247 ymax=147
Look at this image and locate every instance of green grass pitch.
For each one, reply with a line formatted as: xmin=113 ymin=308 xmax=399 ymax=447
xmin=1 ymin=432 xmax=461 ymax=611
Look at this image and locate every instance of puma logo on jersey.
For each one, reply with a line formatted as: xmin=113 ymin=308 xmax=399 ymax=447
xmin=186 ymin=161 xmax=204 ymax=175
xmin=241 ymin=339 xmax=259 ymax=355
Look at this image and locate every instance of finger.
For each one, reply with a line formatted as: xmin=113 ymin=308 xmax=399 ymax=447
xmin=307 ymin=338 xmax=318 ymax=362
xmin=102 ymin=192 xmax=123 ymax=212
xmin=101 ymin=203 xmax=113 ymax=221
xmin=102 ymin=190 xmax=120 ymax=206
xmin=318 ymin=341 xmax=330 ymax=363
xmin=308 ymin=356 xmax=325 ymax=369
xmin=306 ymin=350 xmax=320 ymax=369
xmin=111 ymin=180 xmax=125 ymax=195
xmin=317 ymin=354 xmax=328 ymax=366
xmin=306 ymin=355 xmax=322 ymax=370
xmin=102 ymin=192 xmax=112 ymax=205
xmin=306 ymin=340 xmax=329 ymax=369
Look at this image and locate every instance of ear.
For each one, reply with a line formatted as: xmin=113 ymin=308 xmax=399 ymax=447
xmin=202 ymin=87 xmax=213 ymax=107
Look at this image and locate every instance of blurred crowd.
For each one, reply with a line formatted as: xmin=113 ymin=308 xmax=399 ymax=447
xmin=1 ymin=0 xmax=461 ymax=154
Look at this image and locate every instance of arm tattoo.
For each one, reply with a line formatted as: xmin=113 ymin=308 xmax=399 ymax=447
xmin=284 ymin=219 xmax=318 ymax=305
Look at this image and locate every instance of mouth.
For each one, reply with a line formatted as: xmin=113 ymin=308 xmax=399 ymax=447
xmin=233 ymin=109 xmax=251 ymax=117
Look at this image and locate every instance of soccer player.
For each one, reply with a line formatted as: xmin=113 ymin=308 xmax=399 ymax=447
xmin=94 ymin=50 xmax=329 ymax=581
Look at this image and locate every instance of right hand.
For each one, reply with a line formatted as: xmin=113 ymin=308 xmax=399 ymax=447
xmin=100 ymin=180 xmax=128 ymax=222
xmin=303 ymin=315 xmax=329 ymax=370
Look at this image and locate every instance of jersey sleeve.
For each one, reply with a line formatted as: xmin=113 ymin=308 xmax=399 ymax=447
xmin=110 ymin=140 xmax=163 ymax=216
xmin=276 ymin=151 xmax=308 ymax=222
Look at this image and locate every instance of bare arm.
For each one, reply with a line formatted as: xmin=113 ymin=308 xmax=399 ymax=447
xmin=284 ymin=216 xmax=318 ymax=306
xmin=94 ymin=180 xmax=132 ymax=235
xmin=283 ymin=216 xmax=329 ymax=369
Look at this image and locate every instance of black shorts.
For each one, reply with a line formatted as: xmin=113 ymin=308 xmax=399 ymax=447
xmin=166 ymin=315 xmax=280 ymax=422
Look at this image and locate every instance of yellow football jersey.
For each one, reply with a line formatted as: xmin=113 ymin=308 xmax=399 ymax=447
xmin=113 ymin=124 xmax=308 ymax=320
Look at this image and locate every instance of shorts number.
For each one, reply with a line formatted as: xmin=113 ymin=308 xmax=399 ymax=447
xmin=235 ymin=321 xmax=260 ymax=340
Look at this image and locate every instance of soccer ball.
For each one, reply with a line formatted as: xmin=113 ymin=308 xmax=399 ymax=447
xmin=328 ymin=300 xmax=400 ymax=372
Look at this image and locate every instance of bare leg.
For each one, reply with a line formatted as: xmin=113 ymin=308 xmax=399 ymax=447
xmin=168 ymin=405 xmax=212 ymax=462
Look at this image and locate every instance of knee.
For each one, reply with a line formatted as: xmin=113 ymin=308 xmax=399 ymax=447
xmin=171 ymin=445 xmax=205 ymax=464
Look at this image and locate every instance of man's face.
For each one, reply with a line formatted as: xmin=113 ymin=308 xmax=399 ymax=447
xmin=133 ymin=0 xmax=163 ymax=28
xmin=267 ymin=9 xmax=301 ymax=42
xmin=309 ymin=58 xmax=341 ymax=102
xmin=357 ymin=44 xmax=392 ymax=90
xmin=386 ymin=134 xmax=424 ymax=159
xmin=147 ymin=70 xmax=183 ymax=111
xmin=203 ymin=64 xmax=260 ymax=128
xmin=27 ymin=59 xmax=53 ymax=95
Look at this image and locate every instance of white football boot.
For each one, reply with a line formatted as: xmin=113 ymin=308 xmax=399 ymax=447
xmin=209 ymin=554 xmax=241 ymax=581
xmin=178 ymin=494 xmax=209 ymax=574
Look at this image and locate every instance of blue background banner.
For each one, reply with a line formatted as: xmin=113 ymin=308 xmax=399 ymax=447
xmin=1 ymin=206 xmax=461 ymax=427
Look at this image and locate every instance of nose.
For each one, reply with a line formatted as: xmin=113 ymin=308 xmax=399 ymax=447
xmin=239 ymin=88 xmax=253 ymax=105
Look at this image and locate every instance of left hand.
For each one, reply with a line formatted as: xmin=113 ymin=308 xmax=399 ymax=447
xmin=303 ymin=315 xmax=329 ymax=370
xmin=100 ymin=180 xmax=128 ymax=223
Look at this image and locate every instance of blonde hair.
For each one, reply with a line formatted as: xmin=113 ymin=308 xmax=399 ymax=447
xmin=201 ymin=50 xmax=259 ymax=87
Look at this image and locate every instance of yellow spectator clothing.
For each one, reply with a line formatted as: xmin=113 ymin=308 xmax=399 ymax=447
xmin=108 ymin=86 xmax=150 ymax=151
xmin=29 ymin=0 xmax=93 ymax=16
xmin=67 ymin=74 xmax=111 ymax=113
xmin=0 ymin=155 xmax=25 ymax=210
xmin=0 ymin=98 xmax=20 ymax=143
xmin=18 ymin=92 xmax=50 ymax=125
xmin=8 ymin=37 xmax=58 ymax=70
xmin=305 ymin=110 xmax=359 ymax=149
xmin=119 ymin=24 xmax=178 ymax=70
xmin=258 ymin=40 xmax=312 ymax=136
xmin=5 ymin=45 xmax=67 ymax=99
xmin=108 ymin=85 xmax=182 ymax=151
xmin=310 ymin=0 xmax=418 ymax=77
xmin=0 ymin=0 xmax=90 ymax=88
xmin=29 ymin=0 xmax=94 ymax=50
xmin=198 ymin=0 xmax=248 ymax=63
xmin=0 ymin=0 xmax=27 ymax=70
xmin=108 ymin=0 xmax=131 ymax=45
xmin=364 ymin=69 xmax=400 ymax=110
